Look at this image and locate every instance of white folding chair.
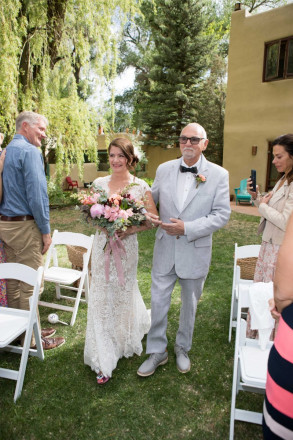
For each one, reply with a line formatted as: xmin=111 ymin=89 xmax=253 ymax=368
xmin=229 ymin=284 xmax=273 ymax=440
xmin=38 ymin=230 xmax=94 ymax=326
xmin=0 ymin=263 xmax=44 ymax=402
xmin=228 ymin=243 xmax=261 ymax=342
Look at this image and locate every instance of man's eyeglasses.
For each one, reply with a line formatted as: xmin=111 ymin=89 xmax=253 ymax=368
xmin=179 ymin=136 xmax=205 ymax=145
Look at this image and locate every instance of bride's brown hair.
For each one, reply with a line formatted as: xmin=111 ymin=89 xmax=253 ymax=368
xmin=108 ymin=137 xmax=139 ymax=170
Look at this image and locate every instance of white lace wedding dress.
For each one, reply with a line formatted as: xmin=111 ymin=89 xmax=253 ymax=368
xmin=84 ymin=175 xmax=151 ymax=378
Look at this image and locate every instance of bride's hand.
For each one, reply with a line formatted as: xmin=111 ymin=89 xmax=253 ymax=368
xmin=116 ymin=226 xmax=138 ymax=240
xmin=97 ymin=226 xmax=108 ymax=236
xmin=145 ymin=212 xmax=161 ymax=227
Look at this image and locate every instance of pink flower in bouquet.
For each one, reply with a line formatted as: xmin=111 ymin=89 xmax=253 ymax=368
xmin=89 ymin=193 xmax=100 ymax=204
xmin=90 ymin=203 xmax=105 ymax=218
xmin=82 ymin=196 xmax=94 ymax=205
xmin=104 ymin=205 xmax=120 ymax=222
xmin=109 ymin=194 xmax=122 ymax=206
xmin=118 ymin=208 xmax=133 ymax=219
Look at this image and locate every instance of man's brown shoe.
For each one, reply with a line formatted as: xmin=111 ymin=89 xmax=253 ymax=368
xmin=41 ymin=328 xmax=56 ymax=338
xmin=41 ymin=336 xmax=65 ymax=350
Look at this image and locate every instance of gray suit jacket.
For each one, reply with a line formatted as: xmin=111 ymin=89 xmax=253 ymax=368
xmin=151 ymin=155 xmax=231 ymax=279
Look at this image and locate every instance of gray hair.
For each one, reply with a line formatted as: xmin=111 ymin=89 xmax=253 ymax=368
xmin=16 ymin=111 xmax=48 ymax=132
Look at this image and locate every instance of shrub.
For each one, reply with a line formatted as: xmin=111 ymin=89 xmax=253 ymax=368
xmin=47 ymin=178 xmax=78 ymax=206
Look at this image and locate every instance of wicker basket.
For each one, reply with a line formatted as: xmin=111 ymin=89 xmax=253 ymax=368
xmin=236 ymin=257 xmax=257 ymax=280
xmin=66 ymin=245 xmax=91 ymax=271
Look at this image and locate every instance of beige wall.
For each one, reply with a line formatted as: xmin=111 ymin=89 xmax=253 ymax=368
xmin=49 ymin=163 xmax=107 ymax=189
xmin=223 ymin=4 xmax=293 ymax=196
xmin=144 ymin=145 xmax=181 ymax=179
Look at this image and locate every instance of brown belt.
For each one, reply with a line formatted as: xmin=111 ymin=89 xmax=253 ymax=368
xmin=0 ymin=215 xmax=34 ymax=221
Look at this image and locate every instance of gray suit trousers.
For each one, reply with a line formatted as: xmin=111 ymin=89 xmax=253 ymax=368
xmin=146 ymin=265 xmax=206 ymax=354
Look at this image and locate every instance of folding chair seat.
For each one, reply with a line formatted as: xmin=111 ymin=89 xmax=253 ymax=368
xmin=38 ymin=230 xmax=94 ymax=326
xmin=228 ymin=243 xmax=261 ymax=342
xmin=229 ymin=284 xmax=273 ymax=439
xmin=0 ymin=263 xmax=44 ymax=402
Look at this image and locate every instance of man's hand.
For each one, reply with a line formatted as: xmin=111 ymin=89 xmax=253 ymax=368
xmin=42 ymin=233 xmax=52 ymax=254
xmin=145 ymin=212 xmax=162 ymax=227
xmin=161 ymin=218 xmax=184 ymax=236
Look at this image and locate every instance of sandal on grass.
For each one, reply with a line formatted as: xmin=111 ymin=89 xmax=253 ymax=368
xmin=97 ymin=373 xmax=110 ymax=385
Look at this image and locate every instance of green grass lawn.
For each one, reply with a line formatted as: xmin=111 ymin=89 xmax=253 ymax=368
xmin=0 ymin=210 xmax=264 ymax=440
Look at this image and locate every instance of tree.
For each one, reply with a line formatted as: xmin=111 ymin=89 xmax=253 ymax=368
xmin=113 ymin=0 xmax=289 ymax=163
xmin=133 ymin=0 xmax=214 ymax=147
xmin=196 ymin=55 xmax=227 ymax=164
xmin=0 ymin=0 xmax=138 ymax=180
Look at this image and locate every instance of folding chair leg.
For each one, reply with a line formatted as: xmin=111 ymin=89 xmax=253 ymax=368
xmin=33 ymin=322 xmax=44 ymax=361
xmin=13 ymin=325 xmax=34 ymax=402
xmin=84 ymin=273 xmax=89 ymax=303
xmin=55 ymin=283 xmax=61 ymax=299
xmin=69 ymin=276 xmax=85 ymax=326
xmin=229 ymin=299 xmax=234 ymax=343
xmin=229 ymin=355 xmax=240 ymax=440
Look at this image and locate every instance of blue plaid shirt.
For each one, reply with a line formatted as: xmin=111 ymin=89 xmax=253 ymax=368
xmin=0 ymin=134 xmax=50 ymax=234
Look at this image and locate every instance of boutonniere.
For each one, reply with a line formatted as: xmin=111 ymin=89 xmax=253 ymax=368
xmin=194 ymin=174 xmax=206 ymax=188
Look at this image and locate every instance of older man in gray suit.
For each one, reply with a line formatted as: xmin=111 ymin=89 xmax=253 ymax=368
xmin=138 ymin=122 xmax=231 ymax=376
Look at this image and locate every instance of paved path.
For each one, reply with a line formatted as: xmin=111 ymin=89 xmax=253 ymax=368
xmin=230 ymin=201 xmax=260 ymax=217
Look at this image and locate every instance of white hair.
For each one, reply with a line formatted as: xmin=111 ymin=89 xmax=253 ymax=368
xmin=181 ymin=123 xmax=207 ymax=139
xmin=16 ymin=111 xmax=48 ymax=132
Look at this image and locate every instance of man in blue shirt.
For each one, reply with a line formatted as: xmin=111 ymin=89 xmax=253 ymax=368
xmin=0 ymin=111 xmax=65 ymax=350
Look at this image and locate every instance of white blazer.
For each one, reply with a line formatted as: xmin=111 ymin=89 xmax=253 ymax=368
xmin=257 ymin=178 xmax=293 ymax=245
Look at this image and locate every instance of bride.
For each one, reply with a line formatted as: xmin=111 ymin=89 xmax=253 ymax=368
xmin=84 ymin=137 xmax=158 ymax=384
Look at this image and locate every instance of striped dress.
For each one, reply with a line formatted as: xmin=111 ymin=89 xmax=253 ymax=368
xmin=263 ymin=302 xmax=293 ymax=439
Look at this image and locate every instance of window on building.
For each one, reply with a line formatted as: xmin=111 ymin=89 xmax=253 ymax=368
xmin=98 ymin=150 xmax=109 ymax=171
xmin=263 ymin=36 xmax=293 ymax=82
xmin=266 ymin=141 xmax=280 ymax=191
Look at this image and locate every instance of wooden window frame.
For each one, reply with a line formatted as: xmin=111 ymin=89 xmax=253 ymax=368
xmin=263 ymin=36 xmax=293 ymax=82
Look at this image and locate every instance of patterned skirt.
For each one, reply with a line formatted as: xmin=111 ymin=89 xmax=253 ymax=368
xmin=0 ymin=240 xmax=7 ymax=307
xmin=254 ymin=241 xmax=280 ymax=283
xmin=263 ymin=302 xmax=293 ymax=439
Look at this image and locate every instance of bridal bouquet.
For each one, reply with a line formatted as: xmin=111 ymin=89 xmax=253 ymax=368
xmin=78 ymin=182 xmax=147 ymax=237
xmin=77 ymin=182 xmax=147 ymax=285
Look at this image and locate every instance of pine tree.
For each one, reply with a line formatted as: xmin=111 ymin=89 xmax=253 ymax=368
xmin=136 ymin=0 xmax=213 ymax=147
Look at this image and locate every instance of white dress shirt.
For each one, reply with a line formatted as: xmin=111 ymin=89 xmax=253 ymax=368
xmin=177 ymin=157 xmax=202 ymax=236
xmin=177 ymin=157 xmax=201 ymax=212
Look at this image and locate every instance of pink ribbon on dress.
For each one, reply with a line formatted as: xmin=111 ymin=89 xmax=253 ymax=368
xmin=104 ymin=234 xmax=126 ymax=285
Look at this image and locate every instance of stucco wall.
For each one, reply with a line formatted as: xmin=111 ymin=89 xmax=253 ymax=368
xmin=145 ymin=146 xmax=181 ymax=179
xmin=223 ymin=4 xmax=293 ymax=195
xmin=49 ymin=163 xmax=107 ymax=189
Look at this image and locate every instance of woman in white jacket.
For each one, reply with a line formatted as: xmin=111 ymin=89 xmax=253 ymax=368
xmin=248 ymin=134 xmax=293 ymax=284
xmin=247 ymin=134 xmax=293 ymax=339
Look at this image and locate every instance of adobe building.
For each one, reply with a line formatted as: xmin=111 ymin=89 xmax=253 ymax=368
xmin=223 ymin=3 xmax=293 ymax=197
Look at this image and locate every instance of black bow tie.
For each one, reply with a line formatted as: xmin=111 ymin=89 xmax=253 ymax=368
xmin=180 ymin=165 xmax=198 ymax=174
